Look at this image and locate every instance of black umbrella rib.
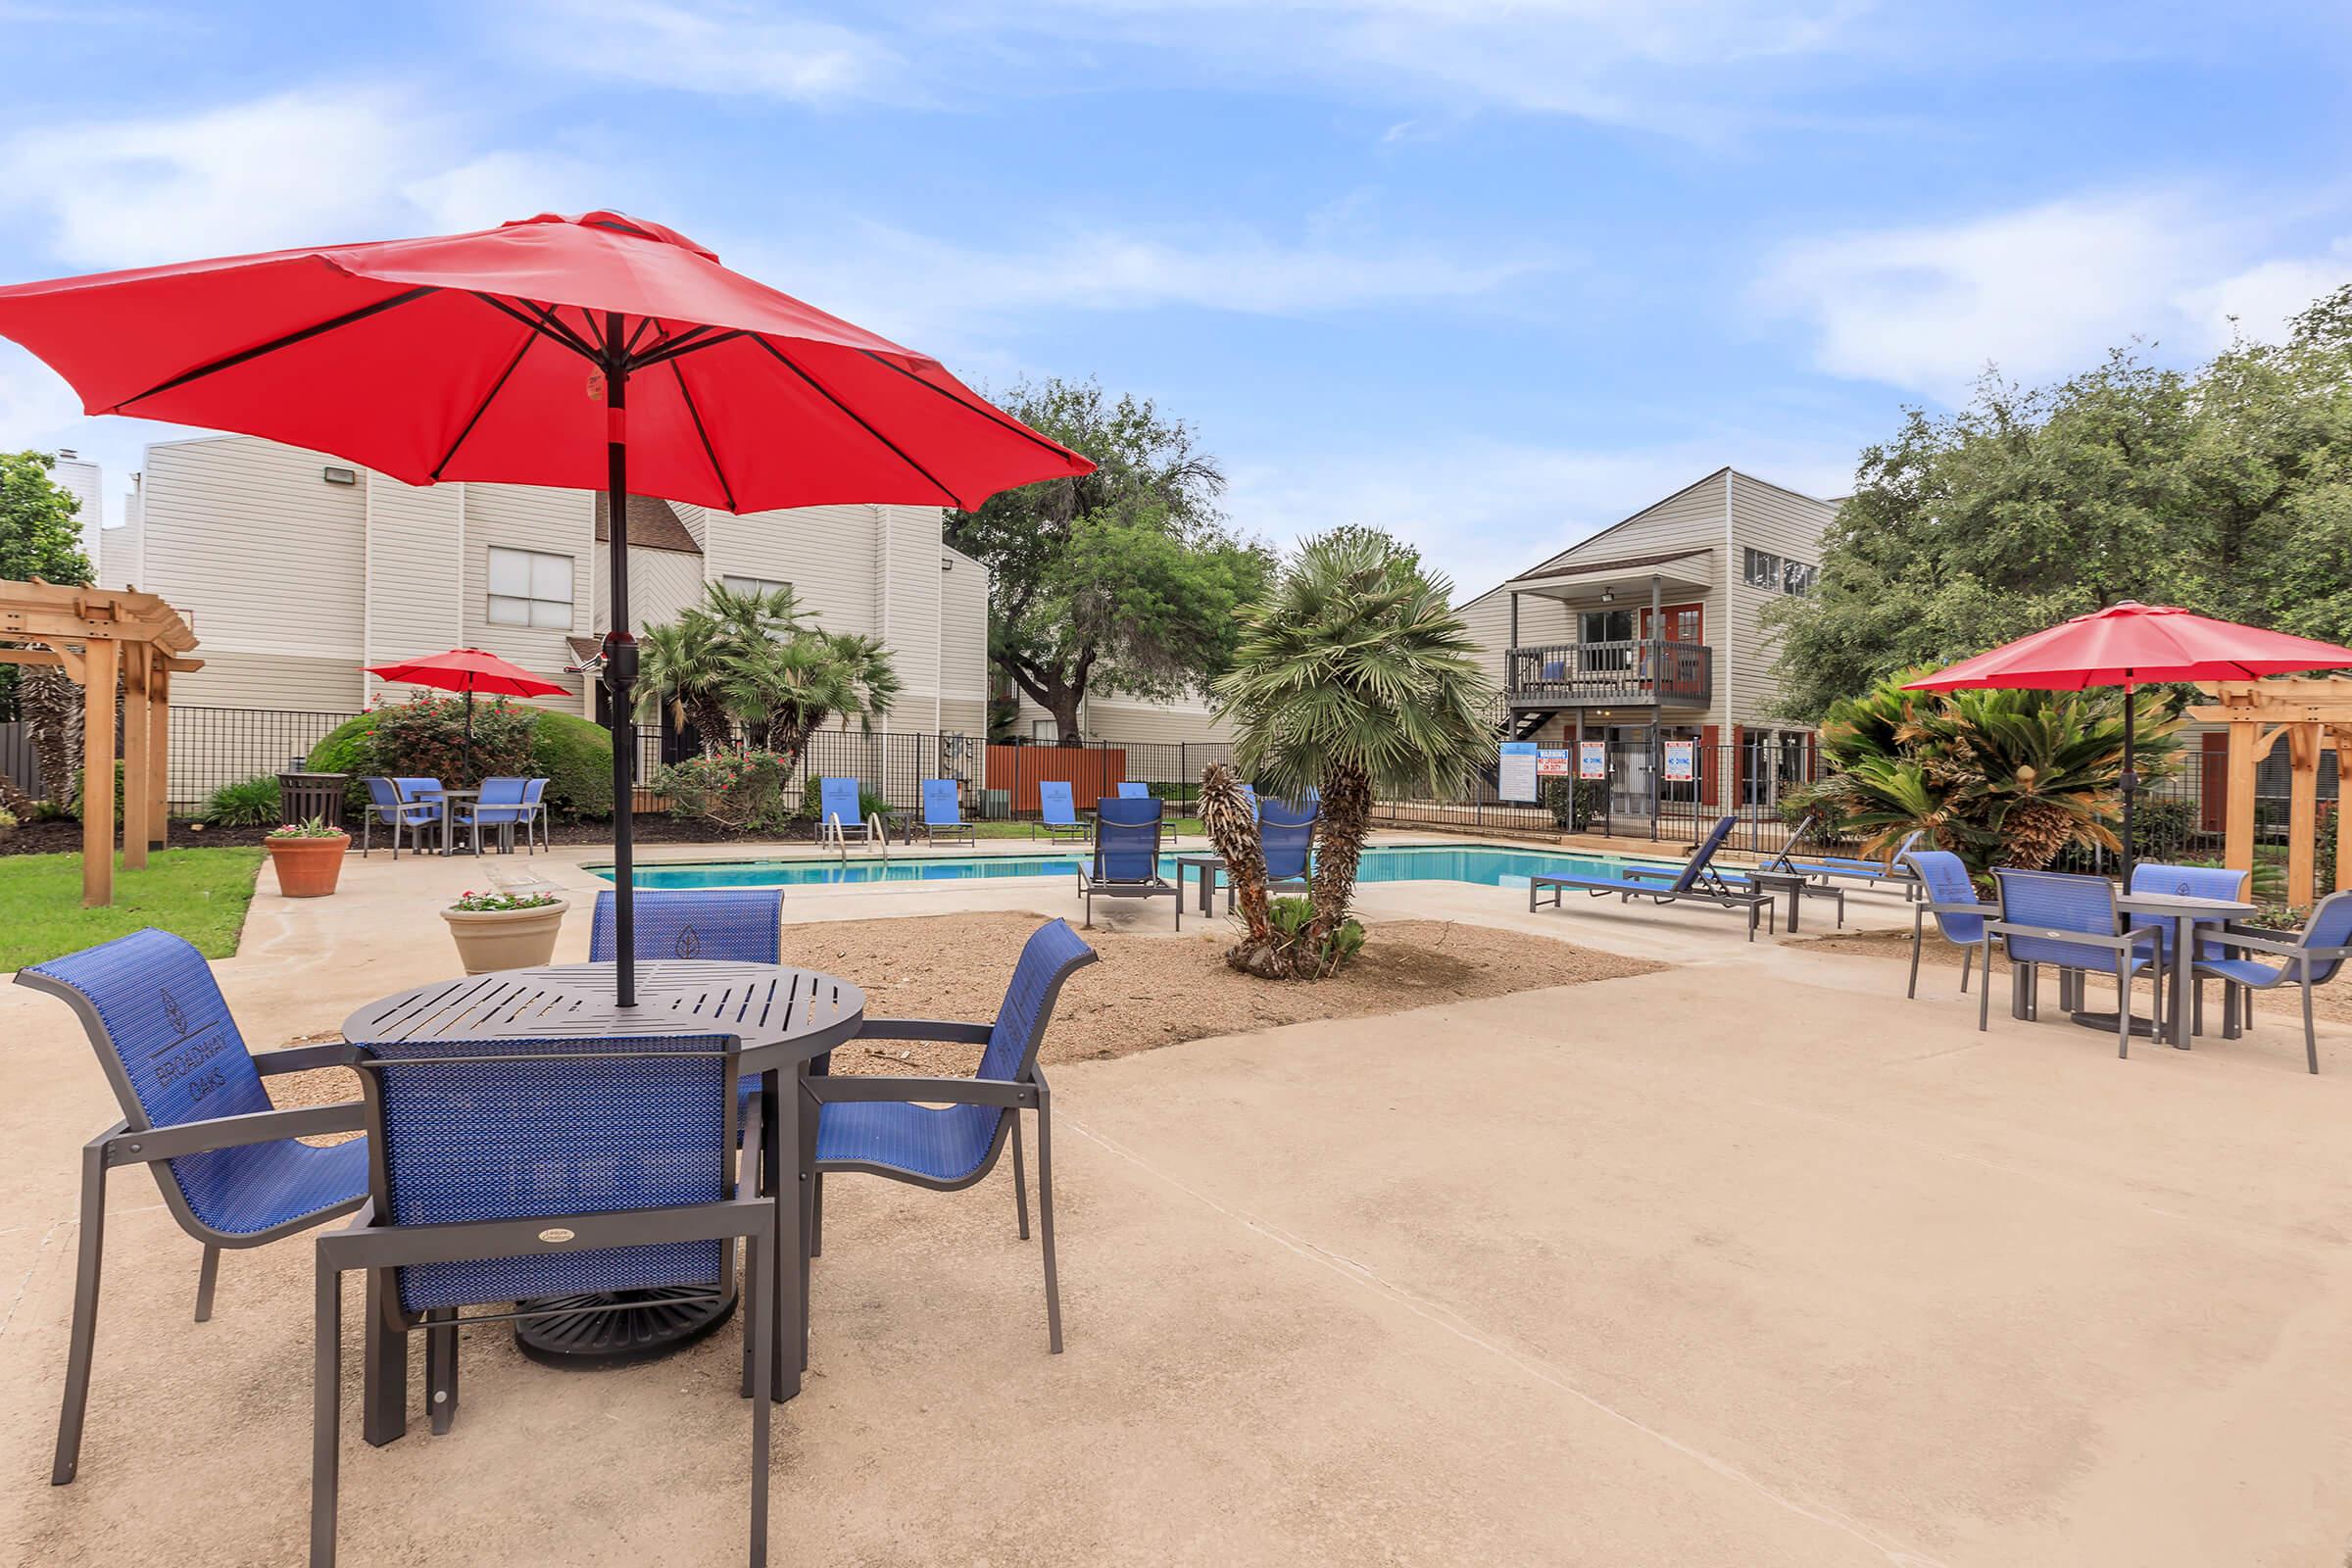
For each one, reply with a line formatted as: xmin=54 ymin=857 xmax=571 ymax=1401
xmin=632 ymin=328 xmax=745 ymax=370
xmin=851 ymin=347 xmax=1085 ymax=467
xmin=470 ymin=293 xmax=601 ymax=362
xmin=750 ymin=335 xmax=963 ymax=508
xmin=430 ymin=326 xmax=537 ymax=480
xmin=112 ymin=285 xmax=437 ymax=409
xmin=670 ymin=358 xmax=739 ymax=514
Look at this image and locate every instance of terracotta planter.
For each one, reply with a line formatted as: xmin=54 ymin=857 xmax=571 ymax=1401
xmin=265 ymin=833 xmax=351 ymax=898
xmin=442 ymin=898 xmax=569 ymax=975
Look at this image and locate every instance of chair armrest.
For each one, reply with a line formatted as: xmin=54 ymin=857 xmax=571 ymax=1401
xmin=808 ymin=1074 xmax=1035 ymax=1108
xmin=855 ymin=1017 xmax=995 ymax=1045
xmin=1925 ymin=901 xmax=2000 ymax=918
xmin=104 ymin=1102 xmax=366 ymax=1165
xmin=2202 ymin=931 xmax=2352 ymax=962
xmin=256 ymin=1043 xmax=361 ymax=1075
xmin=1983 ymin=920 xmax=2148 ymax=955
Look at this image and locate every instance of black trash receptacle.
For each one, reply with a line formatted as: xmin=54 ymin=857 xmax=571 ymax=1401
xmin=277 ymin=771 xmax=349 ymax=829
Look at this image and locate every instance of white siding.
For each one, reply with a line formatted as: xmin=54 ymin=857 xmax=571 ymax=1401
xmin=939 ymin=547 xmax=991 ymax=734
xmin=54 ymin=456 xmax=102 ymax=564
xmin=1726 ymin=472 xmax=1836 ymax=732
xmin=460 ymin=484 xmax=590 ymax=709
xmin=879 ymin=504 xmax=944 ymax=732
xmin=99 ymin=481 xmax=142 ymax=592
xmin=593 ymin=541 xmax=708 ymax=635
xmin=1014 ymin=688 xmax=1232 ymax=745
xmin=704 ymin=503 xmax=882 ymax=638
xmin=363 ymin=473 xmax=464 ymax=702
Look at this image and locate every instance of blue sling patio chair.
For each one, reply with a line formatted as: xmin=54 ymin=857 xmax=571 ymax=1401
xmin=1076 ymin=794 xmax=1180 ymax=928
xmin=592 ymin=887 xmax=790 ymax=1131
xmin=15 ymin=927 xmax=369 ymax=1486
xmin=451 ymin=775 xmax=531 ymax=855
xmin=1260 ymin=798 xmax=1316 ymax=900
xmin=810 ymin=917 xmax=1099 ymax=1353
xmin=1037 ymin=779 xmax=1092 ymax=844
xmin=1116 ymin=779 xmax=1175 ymax=841
xmin=359 ymin=775 xmax=442 ymax=858
xmin=1769 ymin=816 xmax=1924 ymax=897
xmin=2191 ymin=889 xmax=2352 ymax=1075
xmin=1527 ymin=813 xmax=1775 ymax=940
xmin=1901 ymin=849 xmax=2001 ymax=998
xmin=818 ymin=775 xmax=882 ymax=850
xmin=1983 ymin=869 xmax=2165 ymax=1054
xmin=917 ymin=777 xmax=976 ymax=846
xmin=314 ymin=1030 xmax=776 ymax=1567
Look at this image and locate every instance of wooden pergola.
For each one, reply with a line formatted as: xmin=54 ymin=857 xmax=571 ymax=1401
xmin=2188 ymin=677 xmax=2352 ymax=911
xmin=0 ymin=578 xmax=202 ymax=906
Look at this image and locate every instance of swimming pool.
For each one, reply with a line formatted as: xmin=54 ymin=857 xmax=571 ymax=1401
xmin=590 ymin=843 xmax=1676 ymax=891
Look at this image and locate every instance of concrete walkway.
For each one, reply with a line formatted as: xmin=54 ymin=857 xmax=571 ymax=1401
xmin=4 ymin=845 xmax=2349 ymax=1564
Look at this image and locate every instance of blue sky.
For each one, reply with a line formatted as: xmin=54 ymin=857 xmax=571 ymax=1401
xmin=1 ymin=1 xmax=2346 ymax=598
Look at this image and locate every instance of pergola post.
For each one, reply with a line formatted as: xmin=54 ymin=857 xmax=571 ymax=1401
xmin=2288 ymin=722 xmax=2321 ymax=910
xmin=122 ymin=644 xmax=151 ymax=871
xmin=149 ymin=657 xmax=172 ymax=850
xmin=80 ymin=635 xmax=117 ymax=907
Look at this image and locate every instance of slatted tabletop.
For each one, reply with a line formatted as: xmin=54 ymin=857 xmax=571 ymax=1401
xmin=341 ymin=960 xmax=866 ymax=1072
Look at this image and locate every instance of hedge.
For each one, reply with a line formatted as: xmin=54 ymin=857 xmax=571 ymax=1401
xmin=306 ymin=707 xmax=613 ymax=818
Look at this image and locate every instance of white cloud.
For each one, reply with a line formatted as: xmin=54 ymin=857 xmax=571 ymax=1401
xmin=1753 ymin=192 xmax=2352 ymax=400
xmin=2178 ymin=243 xmax=2352 ymax=344
xmin=510 ymin=0 xmax=908 ymax=105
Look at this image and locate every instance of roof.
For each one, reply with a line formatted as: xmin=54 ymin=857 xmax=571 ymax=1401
xmin=1507 ymin=547 xmax=1712 ymax=586
xmin=564 ymin=634 xmax=604 ymax=670
xmin=593 ymin=493 xmax=702 ymax=555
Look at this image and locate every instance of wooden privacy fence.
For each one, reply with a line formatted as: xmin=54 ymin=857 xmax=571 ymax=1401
xmin=984 ymin=744 xmax=1130 ymax=812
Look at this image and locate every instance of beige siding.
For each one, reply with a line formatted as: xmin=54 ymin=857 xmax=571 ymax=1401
xmin=363 ymin=473 xmax=464 ymax=703
xmin=170 ymin=649 xmax=362 ymax=712
xmin=1014 ymin=689 xmax=1232 ymax=745
xmin=937 ymin=697 xmax=988 ymax=734
xmin=879 ymin=505 xmax=944 ymax=731
xmin=460 ymin=484 xmax=590 ymax=709
xmin=1726 ymin=472 xmax=1836 ymax=733
xmin=98 ymin=489 xmax=142 ymax=591
xmin=939 ymin=548 xmax=991 ymax=733
xmin=704 ymin=503 xmax=881 ymax=638
xmin=594 ymin=541 xmax=708 ymax=635
xmin=1456 ymin=582 xmax=1570 ymax=692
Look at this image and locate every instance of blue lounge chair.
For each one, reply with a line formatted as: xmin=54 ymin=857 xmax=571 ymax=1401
xmin=1260 ymin=799 xmax=1316 ymax=900
xmin=359 ymin=775 xmax=442 ymax=858
xmin=1116 ymin=780 xmax=1150 ymax=800
xmin=15 ymin=928 xmax=368 ymax=1485
xmin=917 ymin=777 xmax=976 ymax=846
xmin=1902 ymin=849 xmax=2000 ymax=998
xmin=1982 ymin=869 xmax=2164 ymax=1054
xmin=1076 ymin=795 xmax=1179 ymax=928
xmin=1527 ymin=813 xmax=1774 ymax=939
xmin=817 ymin=776 xmax=881 ymax=849
xmin=1769 ymin=817 xmax=1923 ymax=896
xmin=2192 ymin=890 xmax=2352 ymax=1074
xmin=1037 ymin=779 xmax=1091 ymax=844
xmin=453 ymin=775 xmax=531 ymax=855
xmin=315 ymin=1030 xmax=775 ymax=1565
xmin=811 ymin=917 xmax=1099 ymax=1352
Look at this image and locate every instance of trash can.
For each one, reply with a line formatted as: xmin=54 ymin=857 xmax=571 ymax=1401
xmin=277 ymin=771 xmax=349 ymax=828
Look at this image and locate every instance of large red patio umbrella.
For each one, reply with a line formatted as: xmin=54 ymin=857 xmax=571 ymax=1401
xmin=0 ymin=210 xmax=1093 ymax=1002
xmin=365 ymin=647 xmax=567 ymax=782
xmin=1904 ymin=602 xmax=2352 ymax=885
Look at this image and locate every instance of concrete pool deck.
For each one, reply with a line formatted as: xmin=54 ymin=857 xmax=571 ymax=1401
xmin=5 ymin=840 xmax=2349 ymax=1564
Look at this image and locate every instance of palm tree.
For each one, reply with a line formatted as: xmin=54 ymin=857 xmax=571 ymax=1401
xmin=1213 ymin=529 xmax=1496 ymax=959
xmin=636 ymin=615 xmax=734 ymax=751
xmin=634 ymin=582 xmax=898 ymax=766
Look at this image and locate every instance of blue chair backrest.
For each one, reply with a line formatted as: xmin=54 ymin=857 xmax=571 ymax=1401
xmin=819 ymin=777 xmax=860 ymax=824
xmin=21 ymin=928 xmax=277 ymax=1232
xmin=1117 ymin=781 xmax=1150 ymax=799
xmin=475 ymin=776 xmax=528 ymax=806
xmin=2295 ymin=891 xmax=2352 ymax=985
xmin=356 ymin=1032 xmax=733 ymax=1313
xmin=1994 ymin=869 xmax=2123 ymax=966
xmin=1237 ymin=784 xmax=1259 ymax=821
xmin=1905 ymin=850 xmax=1986 ymax=945
xmin=921 ymin=777 xmax=961 ymax=825
xmin=521 ymin=777 xmax=547 ymax=807
xmin=2130 ymin=861 xmax=2250 ymax=959
xmin=1093 ymin=795 xmax=1162 ymax=882
xmin=1039 ymin=780 xmax=1078 ymax=824
xmin=1259 ymin=800 xmax=1317 ymax=881
xmin=1674 ymin=814 xmax=1739 ymax=893
xmin=977 ymin=919 xmax=1100 ymax=1084
xmin=395 ymin=776 xmax=442 ymax=801
xmin=591 ymin=889 xmax=782 ymax=964
xmin=362 ymin=775 xmax=403 ymax=821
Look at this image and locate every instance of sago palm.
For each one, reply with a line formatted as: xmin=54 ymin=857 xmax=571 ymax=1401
xmin=1213 ymin=529 xmax=1496 ymax=956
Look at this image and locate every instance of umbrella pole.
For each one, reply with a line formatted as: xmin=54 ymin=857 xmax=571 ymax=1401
xmin=462 ymin=688 xmax=474 ymax=785
xmin=603 ymin=320 xmax=639 ymax=1006
xmin=2120 ymin=678 xmax=2136 ymax=889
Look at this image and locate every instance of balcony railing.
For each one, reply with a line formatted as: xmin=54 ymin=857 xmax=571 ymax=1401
xmin=1506 ymin=639 xmax=1712 ymax=708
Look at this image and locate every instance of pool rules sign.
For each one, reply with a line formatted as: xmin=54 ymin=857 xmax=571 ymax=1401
xmin=1498 ymin=741 xmax=1539 ymax=802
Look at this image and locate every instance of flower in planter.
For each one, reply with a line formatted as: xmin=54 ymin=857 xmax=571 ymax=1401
xmin=449 ymin=889 xmax=562 ymax=912
xmin=268 ymin=817 xmax=344 ymax=839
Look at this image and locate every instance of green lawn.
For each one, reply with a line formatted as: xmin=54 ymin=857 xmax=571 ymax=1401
xmin=967 ymin=816 xmax=1205 ymax=840
xmin=0 ymin=849 xmax=265 ymax=972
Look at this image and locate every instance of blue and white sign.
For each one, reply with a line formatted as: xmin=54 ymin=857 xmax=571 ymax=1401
xmin=1662 ymin=740 xmax=1696 ymax=783
xmin=1578 ymin=741 xmax=1608 ymax=780
xmin=1498 ymin=741 xmax=1539 ymax=803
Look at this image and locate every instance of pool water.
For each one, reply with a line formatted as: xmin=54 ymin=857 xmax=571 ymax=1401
xmin=592 ymin=843 xmax=1674 ymax=891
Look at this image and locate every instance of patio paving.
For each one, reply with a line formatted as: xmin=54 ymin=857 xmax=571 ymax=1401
xmin=4 ymin=845 xmax=2350 ymax=1564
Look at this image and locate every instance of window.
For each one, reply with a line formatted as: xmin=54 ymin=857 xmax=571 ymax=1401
xmin=720 ymin=574 xmax=791 ymax=599
xmin=1782 ymin=560 xmax=1818 ymax=596
xmin=1580 ymin=608 xmax=1635 ymax=672
xmin=486 ymin=548 xmax=573 ymax=628
xmin=1743 ymin=547 xmax=1781 ymax=589
xmin=1744 ymin=547 xmax=1816 ymax=597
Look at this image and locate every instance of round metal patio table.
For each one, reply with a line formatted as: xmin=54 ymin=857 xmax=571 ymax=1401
xmin=2114 ymin=891 xmax=2257 ymax=1050
xmin=342 ymin=960 xmax=863 ymax=1394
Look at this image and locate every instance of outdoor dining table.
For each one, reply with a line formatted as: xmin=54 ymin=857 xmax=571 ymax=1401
xmin=2097 ymin=891 xmax=2258 ymax=1050
xmin=341 ymin=959 xmax=865 ymax=1415
xmin=415 ymin=787 xmax=478 ymax=856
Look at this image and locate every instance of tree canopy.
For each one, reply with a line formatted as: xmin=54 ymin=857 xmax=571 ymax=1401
xmin=0 ymin=450 xmax=94 ymax=727
xmin=943 ymin=377 xmax=1270 ymax=743
xmin=1767 ymin=285 xmax=2352 ymax=719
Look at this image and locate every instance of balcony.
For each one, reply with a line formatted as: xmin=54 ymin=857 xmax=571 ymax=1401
xmin=1506 ymin=639 xmax=1712 ymax=709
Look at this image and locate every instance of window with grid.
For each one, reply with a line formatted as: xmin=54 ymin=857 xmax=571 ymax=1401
xmin=720 ymin=575 xmax=791 ymax=599
xmin=1781 ymin=560 xmax=1818 ymax=596
xmin=486 ymin=547 xmax=574 ymax=628
xmin=1743 ymin=547 xmax=1782 ymax=589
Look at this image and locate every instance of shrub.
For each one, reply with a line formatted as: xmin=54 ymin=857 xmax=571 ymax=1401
xmin=1541 ymin=777 xmax=1606 ymax=833
xmin=658 ymin=751 xmax=795 ymax=832
xmin=532 ymin=710 xmax=613 ymax=819
xmin=0 ymin=806 xmax=17 ymax=836
xmin=307 ymin=712 xmax=381 ymax=809
xmin=1264 ymin=895 xmax=1365 ymax=974
xmin=369 ymin=695 xmax=537 ymax=787
xmin=797 ymin=775 xmax=886 ymax=825
xmin=205 ymin=774 xmax=284 ymax=827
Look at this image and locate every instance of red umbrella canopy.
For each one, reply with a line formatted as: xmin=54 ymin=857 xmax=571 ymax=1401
xmin=366 ymin=648 xmax=567 ymax=699
xmin=1904 ymin=603 xmax=2352 ymax=690
xmin=0 ymin=210 xmax=1092 ymax=512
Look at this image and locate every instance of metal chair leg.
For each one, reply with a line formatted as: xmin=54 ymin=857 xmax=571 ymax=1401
xmin=1036 ymin=1080 xmax=1063 ymax=1354
xmin=2303 ymin=981 xmax=2320 ymax=1075
xmin=52 ymin=1142 xmax=106 ymax=1486
xmin=1960 ymin=944 xmax=1974 ymax=994
xmin=425 ymin=1309 xmax=459 ymax=1435
xmin=808 ymin=1171 xmax=823 ymax=1259
xmin=747 ymin=1208 xmax=773 ymax=1568
xmin=194 ymin=1244 xmax=220 ymax=1323
xmin=1010 ymin=1114 xmax=1032 ymax=1241
xmin=1906 ymin=909 xmax=1924 ymax=999
xmin=1979 ymin=939 xmax=1993 ymax=1032
xmin=2114 ymin=956 xmax=2131 ymax=1058
xmin=312 ymin=1254 xmax=342 ymax=1567
xmin=363 ymin=1269 xmax=406 ymax=1447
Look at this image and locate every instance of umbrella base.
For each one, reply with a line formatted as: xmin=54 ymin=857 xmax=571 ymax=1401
xmin=2068 ymin=1009 xmax=2173 ymax=1044
xmin=513 ymin=1285 xmax=737 ymax=1367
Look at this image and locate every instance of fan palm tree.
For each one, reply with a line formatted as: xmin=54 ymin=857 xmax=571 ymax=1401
xmin=636 ymin=582 xmax=895 ymax=765
xmin=1213 ymin=529 xmax=1496 ymax=959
